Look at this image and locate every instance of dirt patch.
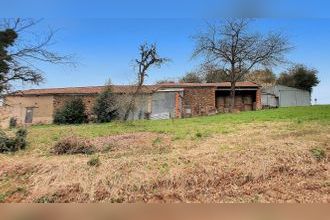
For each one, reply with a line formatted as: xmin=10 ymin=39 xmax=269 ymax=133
xmin=0 ymin=162 xmax=39 ymax=202
xmin=34 ymin=183 xmax=89 ymax=203
xmin=91 ymin=132 xmax=172 ymax=155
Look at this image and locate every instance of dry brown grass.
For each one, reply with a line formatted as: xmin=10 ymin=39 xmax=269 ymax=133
xmin=0 ymin=121 xmax=329 ymax=203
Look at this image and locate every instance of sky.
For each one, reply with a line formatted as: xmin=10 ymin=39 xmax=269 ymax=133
xmin=1 ymin=1 xmax=330 ymax=104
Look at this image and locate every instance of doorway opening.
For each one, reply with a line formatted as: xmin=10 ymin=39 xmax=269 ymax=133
xmin=25 ymin=107 xmax=34 ymax=123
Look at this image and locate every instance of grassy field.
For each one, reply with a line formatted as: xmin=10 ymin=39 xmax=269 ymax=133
xmin=0 ymin=105 xmax=329 ymax=203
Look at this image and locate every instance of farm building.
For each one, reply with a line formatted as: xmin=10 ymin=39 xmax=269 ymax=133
xmin=0 ymin=82 xmax=261 ymax=127
xmin=261 ymin=85 xmax=311 ymax=108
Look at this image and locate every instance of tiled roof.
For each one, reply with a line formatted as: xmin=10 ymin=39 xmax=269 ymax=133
xmin=158 ymin=82 xmax=260 ymax=87
xmin=8 ymin=82 xmax=259 ymax=96
xmin=8 ymin=85 xmax=160 ymax=96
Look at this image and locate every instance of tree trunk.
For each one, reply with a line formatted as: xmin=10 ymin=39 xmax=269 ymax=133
xmin=123 ymin=98 xmax=134 ymax=121
xmin=229 ymin=82 xmax=236 ymax=113
xmin=123 ymin=86 xmax=141 ymax=121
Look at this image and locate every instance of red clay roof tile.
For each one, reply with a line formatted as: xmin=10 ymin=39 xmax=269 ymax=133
xmin=8 ymin=82 xmax=259 ymax=96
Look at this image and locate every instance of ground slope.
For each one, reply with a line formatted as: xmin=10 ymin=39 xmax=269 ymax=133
xmin=0 ymin=106 xmax=329 ymax=203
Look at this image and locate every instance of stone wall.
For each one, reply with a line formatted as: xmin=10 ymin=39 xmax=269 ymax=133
xmin=3 ymin=95 xmax=54 ymax=126
xmin=53 ymin=94 xmax=152 ymax=120
xmin=182 ymin=87 xmax=216 ymax=117
xmin=0 ymin=106 xmax=11 ymax=128
xmin=53 ymin=94 xmax=98 ymax=118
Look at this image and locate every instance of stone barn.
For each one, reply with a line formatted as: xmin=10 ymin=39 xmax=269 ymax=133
xmin=1 ymin=82 xmax=261 ymax=127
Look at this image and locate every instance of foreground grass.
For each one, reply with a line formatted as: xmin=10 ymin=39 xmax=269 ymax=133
xmin=25 ymin=105 xmax=330 ymax=154
xmin=0 ymin=105 xmax=329 ymax=203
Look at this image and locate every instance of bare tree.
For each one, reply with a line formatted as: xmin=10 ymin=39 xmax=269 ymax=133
xmin=193 ymin=19 xmax=291 ymax=112
xmin=201 ymin=63 xmax=229 ymax=83
xmin=0 ymin=18 xmax=74 ymax=97
xmin=123 ymin=43 xmax=169 ymax=120
xmin=244 ymin=68 xmax=277 ymax=87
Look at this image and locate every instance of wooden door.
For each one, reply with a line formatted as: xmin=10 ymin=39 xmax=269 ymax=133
xmin=25 ymin=107 xmax=34 ymax=123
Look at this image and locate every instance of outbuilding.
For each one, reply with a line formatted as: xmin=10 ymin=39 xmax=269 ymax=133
xmin=261 ymin=85 xmax=311 ymax=108
xmin=1 ymin=82 xmax=262 ymax=127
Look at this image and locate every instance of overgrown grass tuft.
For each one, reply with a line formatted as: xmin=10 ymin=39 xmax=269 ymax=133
xmin=87 ymin=155 xmax=101 ymax=167
xmin=52 ymin=136 xmax=95 ymax=155
xmin=310 ymin=147 xmax=326 ymax=161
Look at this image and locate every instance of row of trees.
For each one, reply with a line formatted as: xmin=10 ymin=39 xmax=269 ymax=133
xmin=178 ymin=64 xmax=319 ymax=92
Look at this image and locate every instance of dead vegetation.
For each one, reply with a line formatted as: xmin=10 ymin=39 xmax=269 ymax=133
xmin=51 ymin=136 xmax=95 ymax=155
xmin=0 ymin=121 xmax=329 ymax=203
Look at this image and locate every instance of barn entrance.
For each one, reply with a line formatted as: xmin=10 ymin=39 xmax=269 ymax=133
xmin=150 ymin=90 xmax=182 ymax=119
xmin=215 ymin=89 xmax=257 ymax=112
xmin=25 ymin=107 xmax=34 ymax=123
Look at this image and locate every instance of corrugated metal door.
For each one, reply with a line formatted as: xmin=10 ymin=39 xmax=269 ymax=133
xmin=280 ymin=90 xmax=297 ymax=107
xmin=261 ymin=94 xmax=278 ymax=107
xmin=151 ymin=92 xmax=176 ymax=119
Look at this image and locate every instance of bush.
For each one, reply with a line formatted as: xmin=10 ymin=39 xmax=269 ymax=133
xmin=195 ymin=132 xmax=202 ymax=138
xmin=52 ymin=136 xmax=95 ymax=155
xmin=93 ymin=86 xmax=118 ymax=123
xmin=0 ymin=128 xmax=27 ymax=153
xmin=87 ymin=155 xmax=100 ymax=167
xmin=53 ymin=97 xmax=87 ymax=124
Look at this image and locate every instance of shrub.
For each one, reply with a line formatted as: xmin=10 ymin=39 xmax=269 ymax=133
xmin=9 ymin=117 xmax=17 ymax=128
xmin=52 ymin=136 xmax=95 ymax=155
xmin=34 ymin=195 xmax=55 ymax=203
xmin=0 ymin=128 xmax=27 ymax=153
xmin=87 ymin=155 xmax=100 ymax=167
xmin=93 ymin=86 xmax=119 ymax=123
xmin=53 ymin=97 xmax=87 ymax=124
xmin=310 ymin=147 xmax=326 ymax=161
xmin=0 ymin=194 xmax=5 ymax=202
xmin=195 ymin=132 xmax=202 ymax=138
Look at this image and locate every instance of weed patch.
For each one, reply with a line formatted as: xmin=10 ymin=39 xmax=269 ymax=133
xmin=0 ymin=194 xmax=5 ymax=203
xmin=310 ymin=147 xmax=326 ymax=161
xmin=52 ymin=136 xmax=95 ymax=155
xmin=87 ymin=155 xmax=100 ymax=167
xmin=0 ymin=128 xmax=27 ymax=153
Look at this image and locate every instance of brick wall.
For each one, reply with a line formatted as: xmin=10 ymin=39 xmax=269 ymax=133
xmin=182 ymin=87 xmax=216 ymax=117
xmin=255 ymin=88 xmax=262 ymax=110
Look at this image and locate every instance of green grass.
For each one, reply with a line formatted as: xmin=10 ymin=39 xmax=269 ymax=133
xmin=24 ymin=105 xmax=330 ymax=154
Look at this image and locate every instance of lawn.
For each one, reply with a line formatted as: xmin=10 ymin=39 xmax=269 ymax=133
xmin=26 ymin=105 xmax=330 ymax=153
xmin=0 ymin=105 xmax=329 ymax=203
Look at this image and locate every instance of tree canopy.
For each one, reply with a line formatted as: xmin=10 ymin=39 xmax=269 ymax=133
xmin=180 ymin=72 xmax=203 ymax=83
xmin=277 ymin=64 xmax=319 ymax=92
xmin=93 ymin=85 xmax=119 ymax=123
xmin=244 ymin=68 xmax=276 ymax=87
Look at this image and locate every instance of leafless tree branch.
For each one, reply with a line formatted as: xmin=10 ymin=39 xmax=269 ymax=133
xmin=123 ymin=43 xmax=169 ymax=120
xmin=193 ymin=19 xmax=292 ymax=112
